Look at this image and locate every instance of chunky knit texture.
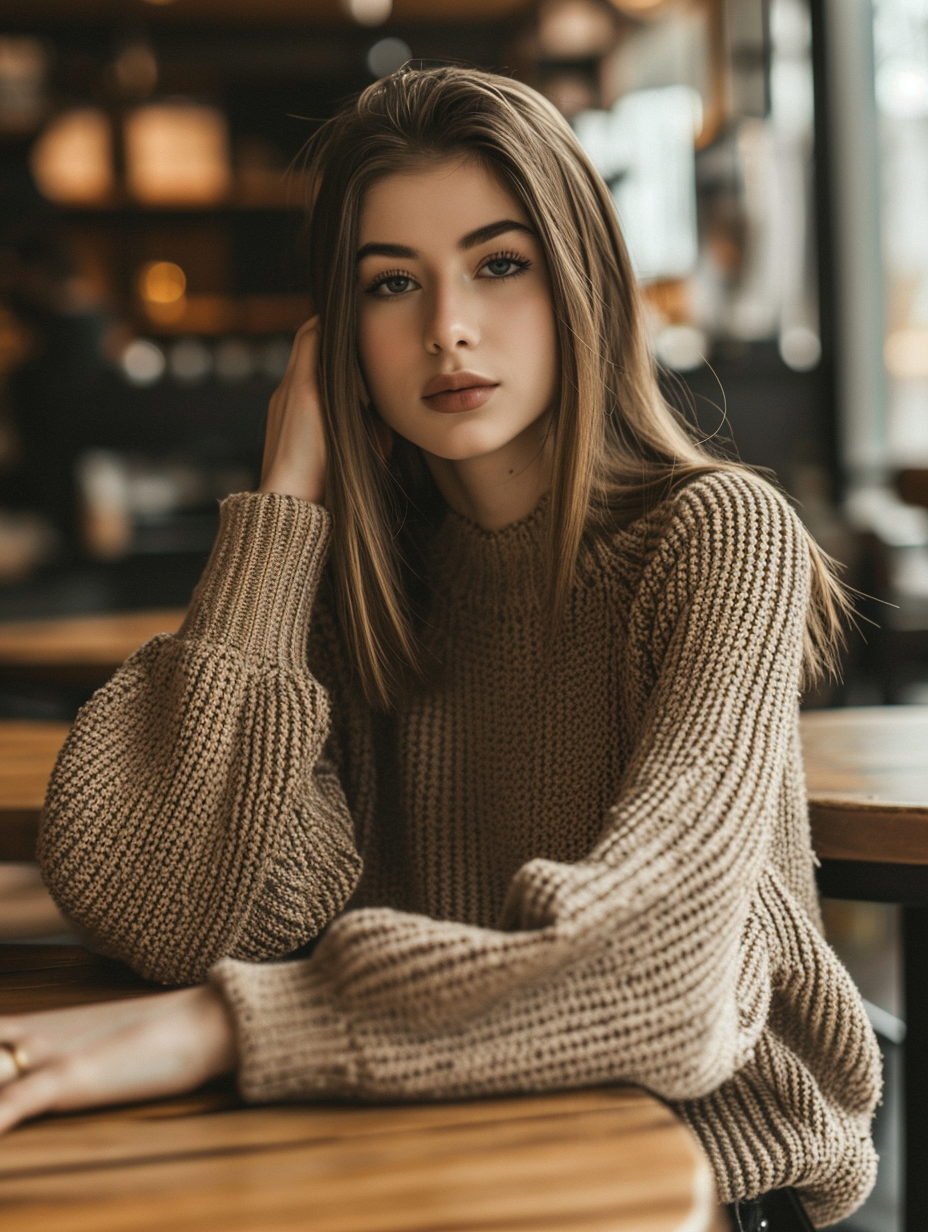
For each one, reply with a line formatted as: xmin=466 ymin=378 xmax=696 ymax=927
xmin=39 ymin=472 xmax=881 ymax=1226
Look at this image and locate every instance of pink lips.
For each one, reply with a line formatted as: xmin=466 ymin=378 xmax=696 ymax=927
xmin=421 ymin=371 xmax=499 ymax=414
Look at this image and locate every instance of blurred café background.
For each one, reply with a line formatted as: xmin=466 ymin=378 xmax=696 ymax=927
xmin=0 ymin=1 xmax=926 ymax=1227
xmin=0 ymin=0 xmax=925 ymax=709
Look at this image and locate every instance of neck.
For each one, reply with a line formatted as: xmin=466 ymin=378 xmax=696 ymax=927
xmin=422 ymin=414 xmax=553 ymax=531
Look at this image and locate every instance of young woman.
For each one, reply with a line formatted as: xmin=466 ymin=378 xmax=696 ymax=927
xmin=0 ymin=68 xmax=879 ymax=1229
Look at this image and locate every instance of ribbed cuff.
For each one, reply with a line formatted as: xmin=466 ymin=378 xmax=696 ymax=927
xmin=209 ymin=956 xmax=357 ymax=1102
xmin=181 ymin=492 xmax=331 ymax=668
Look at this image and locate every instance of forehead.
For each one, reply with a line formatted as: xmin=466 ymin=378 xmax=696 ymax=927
xmin=358 ymin=157 xmax=529 ymax=245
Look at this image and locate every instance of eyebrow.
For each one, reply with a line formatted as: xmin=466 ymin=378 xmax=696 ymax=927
xmin=356 ymin=219 xmax=534 ymax=262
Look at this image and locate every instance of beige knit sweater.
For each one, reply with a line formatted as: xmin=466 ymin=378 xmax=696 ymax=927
xmin=39 ymin=472 xmax=880 ymax=1226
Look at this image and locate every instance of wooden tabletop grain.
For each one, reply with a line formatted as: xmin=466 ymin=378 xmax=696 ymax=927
xmin=0 ymin=698 xmax=919 ymax=1227
xmin=0 ymin=608 xmax=185 ymax=687
xmin=0 ymin=721 xmax=71 ymax=862
xmin=0 ymin=946 xmax=724 ymax=1232
xmin=801 ymin=706 xmax=928 ymax=864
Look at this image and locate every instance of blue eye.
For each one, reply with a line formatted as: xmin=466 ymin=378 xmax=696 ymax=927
xmin=481 ymin=252 xmax=531 ymax=279
xmin=383 ymin=276 xmax=411 ymax=293
xmin=367 ymin=271 xmax=417 ymax=297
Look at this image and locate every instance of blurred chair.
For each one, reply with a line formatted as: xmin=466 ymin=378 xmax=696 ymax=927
xmin=897 ymin=469 xmax=928 ymax=510
xmin=848 ymin=485 xmax=928 ymax=703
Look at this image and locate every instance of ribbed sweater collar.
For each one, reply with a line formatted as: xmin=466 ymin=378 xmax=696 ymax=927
xmin=426 ymin=493 xmax=549 ymax=607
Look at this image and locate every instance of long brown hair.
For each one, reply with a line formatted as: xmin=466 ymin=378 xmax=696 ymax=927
xmin=302 ymin=66 xmax=848 ymax=708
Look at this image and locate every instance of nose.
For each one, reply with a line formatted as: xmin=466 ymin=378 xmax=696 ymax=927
xmin=423 ymin=280 xmax=479 ymax=354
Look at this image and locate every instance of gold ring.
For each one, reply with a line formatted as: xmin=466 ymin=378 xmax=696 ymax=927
xmin=0 ymin=1042 xmax=29 ymax=1076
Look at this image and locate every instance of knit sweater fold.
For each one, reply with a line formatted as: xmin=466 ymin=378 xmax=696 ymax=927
xmin=39 ymin=491 xmax=361 ymax=979
xmin=39 ymin=472 xmax=880 ymax=1226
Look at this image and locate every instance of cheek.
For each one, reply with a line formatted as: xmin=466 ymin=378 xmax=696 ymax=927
xmin=503 ymin=296 xmax=558 ymax=395
xmin=357 ymin=314 xmax=386 ymax=390
xmin=536 ymin=305 xmax=559 ymax=381
xmin=358 ymin=310 xmax=415 ymax=401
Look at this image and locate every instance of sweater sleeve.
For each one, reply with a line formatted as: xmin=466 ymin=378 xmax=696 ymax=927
xmin=210 ymin=476 xmax=872 ymax=1109
xmin=38 ymin=491 xmax=362 ymax=985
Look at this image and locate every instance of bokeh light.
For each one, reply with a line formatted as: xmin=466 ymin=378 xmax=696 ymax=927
xmin=345 ymin=0 xmax=392 ymax=27
xmin=120 ymin=339 xmax=166 ymax=387
xmin=138 ymin=261 xmax=187 ymax=326
xmin=367 ymin=38 xmax=412 ymax=78
xmin=138 ymin=262 xmax=186 ymax=306
xmin=125 ymin=104 xmax=231 ymax=206
xmin=30 ymin=108 xmax=113 ymax=204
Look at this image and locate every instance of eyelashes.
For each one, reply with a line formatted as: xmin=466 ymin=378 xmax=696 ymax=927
xmin=480 ymin=250 xmax=532 ymax=279
xmin=363 ymin=250 xmax=533 ymax=297
xmin=365 ymin=269 xmax=417 ymax=297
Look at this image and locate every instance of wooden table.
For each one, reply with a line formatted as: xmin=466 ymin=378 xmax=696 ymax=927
xmin=0 ymin=946 xmax=723 ymax=1232
xmin=804 ymin=705 xmax=928 ymax=878
xmin=0 ymin=721 xmax=71 ymax=862
xmin=801 ymin=705 xmax=928 ymax=1232
xmin=0 ymin=609 xmax=185 ymax=858
xmin=0 ymin=608 xmax=185 ymax=688
xmin=5 ymin=706 xmax=923 ymax=1226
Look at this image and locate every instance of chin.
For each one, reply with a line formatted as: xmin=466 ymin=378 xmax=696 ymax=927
xmin=424 ymin=428 xmax=518 ymax=461
xmin=418 ymin=415 xmax=530 ymax=460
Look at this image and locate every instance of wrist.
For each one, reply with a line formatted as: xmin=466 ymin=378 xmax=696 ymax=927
xmin=257 ymin=471 xmax=325 ymax=506
xmin=182 ymin=985 xmax=238 ymax=1079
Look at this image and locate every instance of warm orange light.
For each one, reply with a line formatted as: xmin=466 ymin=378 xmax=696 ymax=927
xmin=138 ymin=261 xmax=187 ymax=324
xmin=124 ymin=103 xmax=231 ymax=206
xmin=139 ymin=261 xmax=186 ymax=304
xmin=30 ymin=108 xmax=114 ymax=204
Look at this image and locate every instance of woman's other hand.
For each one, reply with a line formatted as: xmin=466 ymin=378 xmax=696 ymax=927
xmin=0 ymin=986 xmax=237 ymax=1134
xmin=259 ymin=316 xmax=327 ymax=504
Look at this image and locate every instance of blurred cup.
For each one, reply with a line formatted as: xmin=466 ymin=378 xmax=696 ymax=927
xmin=76 ymin=450 xmax=132 ymax=560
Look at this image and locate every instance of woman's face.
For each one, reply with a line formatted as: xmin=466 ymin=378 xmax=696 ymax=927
xmin=356 ymin=157 xmax=558 ymax=465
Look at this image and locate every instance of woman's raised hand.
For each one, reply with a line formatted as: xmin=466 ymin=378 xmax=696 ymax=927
xmin=0 ymin=986 xmax=237 ymax=1134
xmin=259 ymin=316 xmax=327 ymax=504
